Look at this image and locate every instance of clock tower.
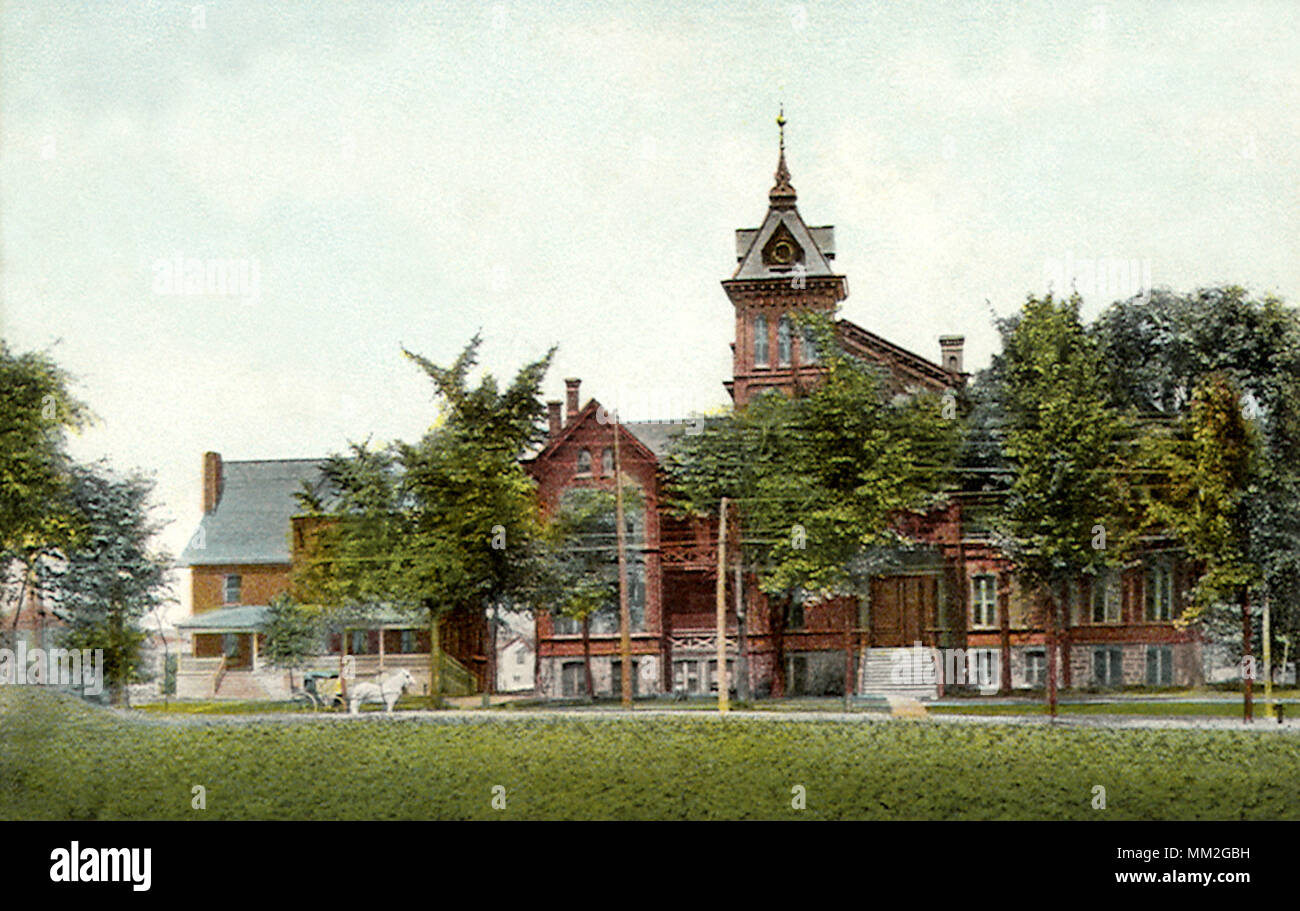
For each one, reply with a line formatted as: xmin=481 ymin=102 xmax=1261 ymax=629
xmin=722 ymin=110 xmax=848 ymax=406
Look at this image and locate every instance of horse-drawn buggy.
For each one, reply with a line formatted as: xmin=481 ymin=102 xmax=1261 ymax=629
xmin=290 ymin=668 xmax=417 ymax=714
xmin=290 ymin=670 xmax=346 ymax=711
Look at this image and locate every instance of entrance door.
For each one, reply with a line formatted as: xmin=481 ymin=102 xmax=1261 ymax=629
xmin=870 ymin=576 xmax=937 ymax=647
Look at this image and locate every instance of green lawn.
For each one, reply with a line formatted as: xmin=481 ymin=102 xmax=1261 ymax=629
xmin=929 ymin=701 xmax=1288 ymax=718
xmin=2 ymin=688 xmax=1296 ymax=820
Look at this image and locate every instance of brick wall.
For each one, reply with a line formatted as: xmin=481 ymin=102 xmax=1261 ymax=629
xmin=191 ymin=564 xmax=290 ymax=613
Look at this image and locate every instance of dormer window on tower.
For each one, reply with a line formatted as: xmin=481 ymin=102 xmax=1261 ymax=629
xmin=762 ymin=223 xmax=804 ymax=271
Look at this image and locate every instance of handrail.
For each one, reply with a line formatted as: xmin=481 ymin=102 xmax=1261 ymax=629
xmin=212 ymin=655 xmax=228 ymax=696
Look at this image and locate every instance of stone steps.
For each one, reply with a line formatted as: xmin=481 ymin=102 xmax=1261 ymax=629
xmin=859 ymin=648 xmax=940 ymax=700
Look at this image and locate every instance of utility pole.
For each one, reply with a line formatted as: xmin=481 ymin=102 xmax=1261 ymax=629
xmin=1243 ymin=589 xmax=1254 ymax=723
xmin=716 ymin=497 xmax=729 ymax=713
xmin=614 ymin=412 xmax=633 ymax=709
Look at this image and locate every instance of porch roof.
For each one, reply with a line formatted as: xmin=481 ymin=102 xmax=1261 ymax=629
xmin=177 ymin=605 xmax=268 ymax=632
xmin=177 ymin=604 xmax=430 ymax=633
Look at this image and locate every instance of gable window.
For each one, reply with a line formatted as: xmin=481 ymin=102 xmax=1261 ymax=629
xmin=1091 ymin=569 xmax=1121 ymax=624
xmin=753 ymin=314 xmax=770 ymax=366
xmin=1146 ymin=645 xmax=1173 ymax=686
xmin=601 ymin=447 xmax=614 ymax=476
xmin=970 ymin=574 xmax=997 ymax=628
xmin=223 ymin=574 xmax=242 ymax=605
xmin=1145 ymin=563 xmax=1173 ymax=621
xmin=777 ymin=316 xmax=793 ymax=366
xmin=1093 ymin=646 xmax=1124 ymax=686
xmin=576 ymin=449 xmax=592 ymax=476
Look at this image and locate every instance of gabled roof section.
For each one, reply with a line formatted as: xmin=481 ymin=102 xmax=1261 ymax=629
xmin=732 ymin=206 xmax=838 ymax=281
xmin=836 ymin=319 xmax=962 ymax=391
xmin=526 ymin=399 xmax=661 ymax=469
xmin=180 ymin=459 xmax=327 ymax=566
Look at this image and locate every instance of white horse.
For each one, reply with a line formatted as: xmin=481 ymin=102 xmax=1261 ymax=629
xmin=347 ymin=668 xmax=416 ymax=714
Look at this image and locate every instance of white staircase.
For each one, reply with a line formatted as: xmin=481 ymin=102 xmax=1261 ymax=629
xmin=859 ymin=648 xmax=940 ymax=700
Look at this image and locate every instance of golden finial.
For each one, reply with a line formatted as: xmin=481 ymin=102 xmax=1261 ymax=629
xmin=770 ymin=104 xmax=796 ymax=207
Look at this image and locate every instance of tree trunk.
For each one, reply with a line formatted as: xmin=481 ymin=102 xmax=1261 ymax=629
xmin=1058 ymin=580 xmax=1071 ymax=691
xmin=1045 ymin=590 xmax=1058 ymax=719
xmin=772 ymin=593 xmax=788 ymax=699
xmin=998 ymin=576 xmax=1012 ymax=696
xmin=430 ymin=610 xmax=443 ymax=709
xmin=1243 ymin=589 xmax=1253 ymax=723
xmin=484 ymin=602 xmax=498 ymax=705
xmin=581 ymin=614 xmax=594 ymax=701
xmin=734 ymin=561 xmax=748 ymax=702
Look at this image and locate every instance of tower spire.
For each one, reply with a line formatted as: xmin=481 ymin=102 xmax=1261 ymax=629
xmin=769 ymin=105 xmax=797 ymax=208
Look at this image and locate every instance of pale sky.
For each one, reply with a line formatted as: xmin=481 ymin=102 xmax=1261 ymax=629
xmin=3 ymin=1 xmax=1298 ymax=617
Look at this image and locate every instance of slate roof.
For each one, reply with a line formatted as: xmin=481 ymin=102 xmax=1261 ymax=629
xmin=623 ymin=420 xmax=694 ymax=459
xmin=179 ymin=459 xmax=327 ymax=566
xmin=731 ymin=208 xmax=839 ymax=281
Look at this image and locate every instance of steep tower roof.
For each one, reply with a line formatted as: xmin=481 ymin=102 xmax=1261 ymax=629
xmin=730 ymin=110 xmax=841 ymax=283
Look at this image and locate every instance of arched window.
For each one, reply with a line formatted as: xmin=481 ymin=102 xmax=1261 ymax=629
xmin=576 ymin=449 xmax=592 ymax=475
xmin=777 ymin=316 xmax=792 ymax=366
xmin=753 ymin=314 xmax=769 ymax=366
xmin=601 ymin=447 xmax=614 ymax=476
xmin=802 ymin=325 xmax=819 ymax=364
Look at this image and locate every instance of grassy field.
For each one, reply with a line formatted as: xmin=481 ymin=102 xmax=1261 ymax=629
xmin=929 ymin=701 xmax=1288 ymax=718
xmin=2 ymin=687 xmax=1297 ymax=820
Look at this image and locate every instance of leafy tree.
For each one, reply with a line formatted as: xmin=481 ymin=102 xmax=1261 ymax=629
xmin=1143 ymin=374 xmax=1262 ymax=718
xmin=0 ymin=342 xmax=91 ymax=633
xmin=261 ymin=593 xmax=324 ymax=690
xmin=38 ymin=461 xmax=172 ymax=705
xmin=994 ymin=293 xmax=1134 ymax=716
xmin=1095 ymin=287 xmax=1300 ymax=695
xmin=293 ymin=335 xmax=554 ymax=703
xmin=666 ymin=315 xmax=959 ymax=696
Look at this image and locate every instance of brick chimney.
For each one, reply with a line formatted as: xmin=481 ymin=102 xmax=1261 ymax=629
xmin=202 ymin=451 xmax=223 ymax=513
xmin=547 ymin=400 xmax=563 ymax=438
xmin=939 ymin=336 xmax=965 ymax=374
xmin=564 ymin=378 xmax=581 ymax=423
